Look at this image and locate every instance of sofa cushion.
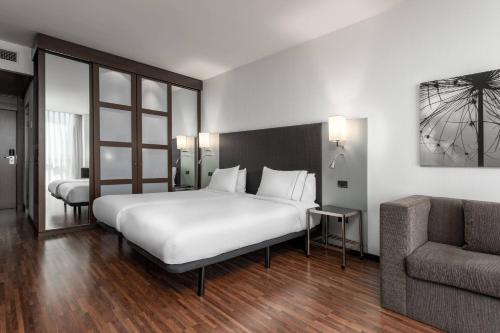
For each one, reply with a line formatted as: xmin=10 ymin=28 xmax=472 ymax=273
xmin=464 ymin=200 xmax=500 ymax=255
xmin=428 ymin=197 xmax=464 ymax=246
xmin=406 ymin=242 xmax=500 ymax=299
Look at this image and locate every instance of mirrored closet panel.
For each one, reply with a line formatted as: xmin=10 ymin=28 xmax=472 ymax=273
xmin=45 ymin=53 xmax=90 ymax=230
xmin=172 ymin=86 xmax=198 ymax=191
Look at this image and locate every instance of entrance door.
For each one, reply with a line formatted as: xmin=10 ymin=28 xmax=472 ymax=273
xmin=0 ymin=110 xmax=17 ymax=209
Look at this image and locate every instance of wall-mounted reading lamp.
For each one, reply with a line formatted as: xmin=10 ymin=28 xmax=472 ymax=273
xmin=198 ymin=132 xmax=214 ymax=164
xmin=176 ymin=135 xmax=187 ymax=150
xmin=328 ymin=115 xmax=346 ymax=169
xmin=175 ymin=135 xmax=187 ymax=166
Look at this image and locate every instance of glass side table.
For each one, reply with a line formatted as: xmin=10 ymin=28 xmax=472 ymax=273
xmin=306 ymin=205 xmax=363 ymax=269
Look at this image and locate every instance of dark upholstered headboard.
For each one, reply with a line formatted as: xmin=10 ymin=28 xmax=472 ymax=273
xmin=219 ymin=123 xmax=322 ymax=205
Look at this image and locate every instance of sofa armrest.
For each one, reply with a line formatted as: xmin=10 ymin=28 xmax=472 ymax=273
xmin=380 ymin=195 xmax=431 ymax=315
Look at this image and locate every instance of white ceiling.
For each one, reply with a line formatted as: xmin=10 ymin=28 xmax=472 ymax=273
xmin=0 ymin=0 xmax=402 ymax=80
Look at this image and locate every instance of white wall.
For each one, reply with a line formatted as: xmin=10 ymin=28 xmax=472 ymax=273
xmin=203 ymin=0 xmax=500 ymax=255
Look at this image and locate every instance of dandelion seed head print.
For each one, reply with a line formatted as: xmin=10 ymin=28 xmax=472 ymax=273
xmin=420 ymin=70 xmax=500 ymax=167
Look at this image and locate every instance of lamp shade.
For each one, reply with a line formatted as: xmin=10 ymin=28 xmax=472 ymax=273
xmin=199 ymin=132 xmax=211 ymax=148
xmin=328 ymin=115 xmax=347 ymax=142
xmin=176 ymin=135 xmax=187 ymax=149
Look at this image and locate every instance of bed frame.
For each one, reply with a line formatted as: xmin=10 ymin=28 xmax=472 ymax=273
xmin=50 ymin=192 xmax=89 ymax=216
xmin=50 ymin=169 xmax=90 ymax=216
xmin=128 ymin=231 xmax=306 ymax=296
xmin=102 ymin=123 xmax=323 ymax=296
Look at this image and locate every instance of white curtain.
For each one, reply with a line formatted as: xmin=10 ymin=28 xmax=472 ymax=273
xmin=45 ymin=110 xmax=83 ymax=184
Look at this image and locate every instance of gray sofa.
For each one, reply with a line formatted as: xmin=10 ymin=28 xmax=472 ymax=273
xmin=380 ymin=196 xmax=500 ymax=333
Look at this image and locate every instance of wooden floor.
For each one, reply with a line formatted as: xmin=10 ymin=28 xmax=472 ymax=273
xmin=0 ymin=210 xmax=441 ymax=333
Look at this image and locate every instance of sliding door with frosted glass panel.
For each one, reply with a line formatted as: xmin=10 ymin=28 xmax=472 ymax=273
xmin=137 ymin=77 xmax=171 ymax=193
xmin=93 ymin=65 xmax=137 ymax=196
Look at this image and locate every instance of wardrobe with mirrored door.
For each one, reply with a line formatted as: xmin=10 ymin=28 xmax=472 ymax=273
xmin=34 ymin=34 xmax=202 ymax=234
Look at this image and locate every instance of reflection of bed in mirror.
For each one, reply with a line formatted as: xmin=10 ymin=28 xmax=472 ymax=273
xmin=48 ymin=168 xmax=89 ymax=215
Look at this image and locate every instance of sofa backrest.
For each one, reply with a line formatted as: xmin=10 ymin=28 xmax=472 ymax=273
xmin=428 ymin=197 xmax=465 ymax=246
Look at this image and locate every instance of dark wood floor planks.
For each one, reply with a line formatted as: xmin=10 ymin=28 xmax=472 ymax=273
xmin=0 ymin=210 xmax=441 ymax=333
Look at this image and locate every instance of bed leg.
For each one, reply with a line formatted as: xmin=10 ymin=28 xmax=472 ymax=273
xmin=265 ymin=246 xmax=271 ymax=269
xmin=197 ymin=267 xmax=206 ymax=296
xmin=77 ymin=206 xmax=82 ymax=216
xmin=64 ymin=203 xmax=67 ymax=212
xmin=73 ymin=206 xmax=77 ymax=215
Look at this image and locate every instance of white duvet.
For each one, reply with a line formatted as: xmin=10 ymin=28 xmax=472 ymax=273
xmin=48 ymin=179 xmax=87 ymax=197
xmin=92 ymin=189 xmax=233 ymax=231
xmin=119 ymin=193 xmax=318 ymax=265
xmin=58 ymin=181 xmax=89 ymax=203
xmin=48 ymin=179 xmax=89 ymax=203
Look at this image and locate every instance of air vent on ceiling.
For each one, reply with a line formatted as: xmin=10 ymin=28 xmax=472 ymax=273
xmin=0 ymin=49 xmax=17 ymax=62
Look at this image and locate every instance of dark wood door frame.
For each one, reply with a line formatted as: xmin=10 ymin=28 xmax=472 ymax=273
xmin=16 ymin=96 xmax=25 ymax=211
xmin=34 ymin=50 xmax=45 ymax=232
xmin=34 ymin=34 xmax=203 ymax=233
xmin=197 ymin=90 xmax=202 ymax=189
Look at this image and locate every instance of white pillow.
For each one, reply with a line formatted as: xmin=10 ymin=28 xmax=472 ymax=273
xmin=256 ymin=167 xmax=307 ymax=200
xmin=236 ymin=169 xmax=247 ymax=193
xmin=292 ymin=170 xmax=308 ymax=201
xmin=300 ymin=173 xmax=316 ymax=203
xmin=207 ymin=166 xmax=240 ymax=192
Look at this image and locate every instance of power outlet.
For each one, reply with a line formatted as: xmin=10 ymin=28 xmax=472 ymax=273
xmin=337 ymin=180 xmax=348 ymax=188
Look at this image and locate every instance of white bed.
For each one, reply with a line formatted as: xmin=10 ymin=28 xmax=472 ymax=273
xmin=92 ymin=189 xmax=234 ymax=231
xmin=120 ymin=192 xmax=317 ymax=265
xmin=93 ymin=164 xmax=319 ymax=296
xmin=48 ymin=179 xmax=89 ymax=204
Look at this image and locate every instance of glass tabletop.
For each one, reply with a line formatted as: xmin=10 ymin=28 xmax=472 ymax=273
xmin=309 ymin=205 xmax=360 ymax=217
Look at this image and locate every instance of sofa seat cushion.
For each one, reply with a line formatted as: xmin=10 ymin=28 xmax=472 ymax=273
xmin=406 ymin=242 xmax=500 ymax=299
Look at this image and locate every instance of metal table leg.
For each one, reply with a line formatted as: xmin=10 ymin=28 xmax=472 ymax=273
xmin=322 ymin=215 xmax=326 ymax=245
xmin=306 ymin=209 xmax=310 ymax=257
xmin=341 ymin=215 xmax=346 ymax=269
xmin=325 ymin=216 xmax=329 ymax=246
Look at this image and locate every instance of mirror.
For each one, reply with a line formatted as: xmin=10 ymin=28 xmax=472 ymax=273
xmin=45 ymin=53 xmax=90 ymax=230
xmin=172 ymin=86 xmax=197 ymax=191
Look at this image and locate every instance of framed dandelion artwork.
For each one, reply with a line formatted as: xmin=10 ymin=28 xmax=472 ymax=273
xmin=420 ymin=70 xmax=500 ymax=167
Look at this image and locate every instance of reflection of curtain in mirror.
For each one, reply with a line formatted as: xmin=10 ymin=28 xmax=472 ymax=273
xmin=45 ymin=110 xmax=83 ymax=184
xmin=81 ymin=114 xmax=89 ymax=167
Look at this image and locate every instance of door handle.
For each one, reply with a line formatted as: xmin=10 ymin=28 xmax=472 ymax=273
xmin=3 ymin=155 xmax=16 ymax=165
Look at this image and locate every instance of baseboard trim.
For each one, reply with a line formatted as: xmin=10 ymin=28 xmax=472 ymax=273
xmin=37 ymin=224 xmax=96 ymax=238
